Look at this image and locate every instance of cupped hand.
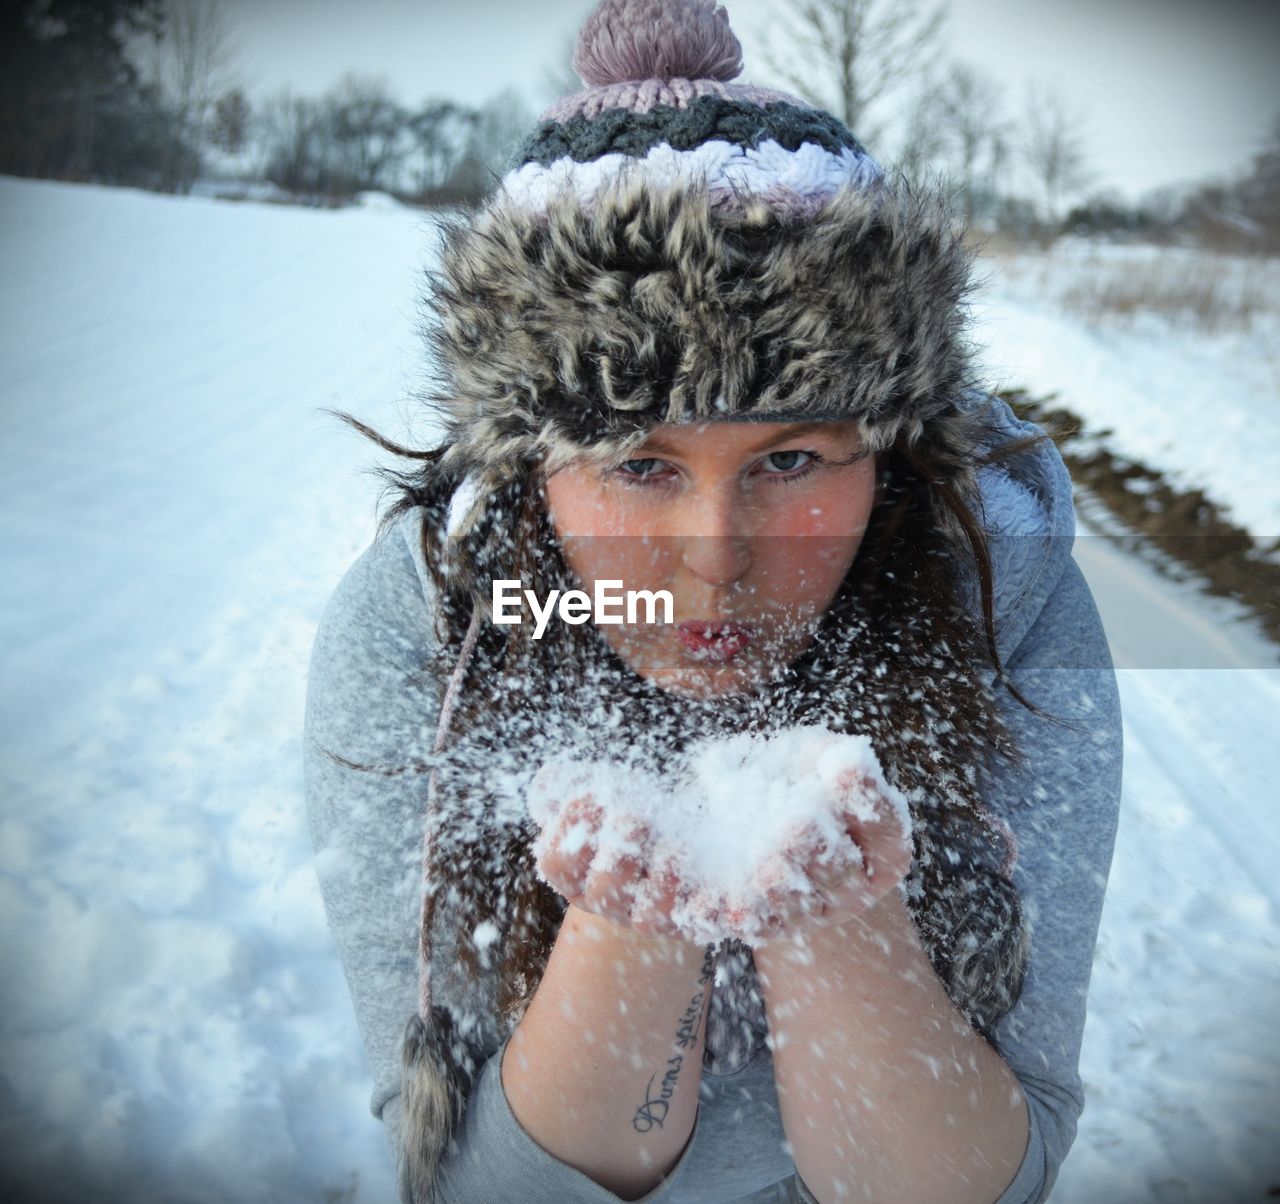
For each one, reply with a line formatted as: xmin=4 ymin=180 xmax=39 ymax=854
xmin=533 ymin=793 xmax=693 ymax=940
xmin=750 ymin=766 xmax=915 ymax=946
xmin=529 ymin=757 xmax=914 ymax=947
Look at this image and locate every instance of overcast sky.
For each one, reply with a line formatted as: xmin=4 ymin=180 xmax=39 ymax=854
xmin=221 ymin=0 xmax=1280 ymax=202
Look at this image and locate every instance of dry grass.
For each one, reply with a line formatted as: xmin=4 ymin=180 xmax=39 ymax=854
xmin=998 ymin=387 xmax=1280 ymax=645
xmin=1056 ymin=253 xmax=1273 ymax=336
xmin=963 ymin=228 xmax=1029 ymax=259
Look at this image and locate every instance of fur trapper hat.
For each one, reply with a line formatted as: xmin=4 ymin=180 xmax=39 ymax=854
xmin=419 ymin=0 xmax=995 ymax=612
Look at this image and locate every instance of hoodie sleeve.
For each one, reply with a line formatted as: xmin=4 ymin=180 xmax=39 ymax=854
xmin=981 ymin=554 xmax=1124 ymax=1204
xmin=789 ymin=555 xmax=1124 ymax=1204
xmin=303 ymin=520 xmax=707 ymax=1203
xmin=302 ymin=524 xmax=437 ymax=1166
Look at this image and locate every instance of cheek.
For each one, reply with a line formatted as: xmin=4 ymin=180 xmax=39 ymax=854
xmin=546 ymin=475 xmax=674 ymax=586
xmin=759 ymin=472 xmax=876 ymax=594
xmin=564 ymin=536 xmax=672 ymax=590
xmin=545 ymin=471 xmax=609 ymax=538
xmin=773 ymin=468 xmax=876 ymax=537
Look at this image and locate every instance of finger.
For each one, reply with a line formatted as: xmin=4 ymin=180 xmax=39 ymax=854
xmin=573 ymin=807 xmax=654 ymax=924
xmin=583 ymin=861 xmax=644 ymax=926
xmin=539 ymin=846 xmax=590 ymax=900
xmin=842 ymin=799 xmax=911 ymax=884
xmin=766 ymin=868 xmax=831 ymax=931
xmin=812 ymin=854 xmax=873 ymax=912
xmin=741 ymin=897 xmax=794 ymax=945
xmin=535 ymin=796 xmax=602 ymax=898
xmin=771 ymin=836 xmax=870 ymax=929
xmin=733 ymin=849 xmax=802 ymax=939
xmin=630 ymin=858 xmax=684 ymax=939
xmin=756 ymin=824 xmax=838 ymax=901
xmin=836 ymin=774 xmax=907 ymax=836
xmin=558 ymin=794 xmax=603 ymax=836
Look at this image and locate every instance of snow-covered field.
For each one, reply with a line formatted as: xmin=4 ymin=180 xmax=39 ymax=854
xmin=972 ymin=238 xmax=1280 ymax=543
xmin=1 ymin=175 xmax=1277 ymax=1202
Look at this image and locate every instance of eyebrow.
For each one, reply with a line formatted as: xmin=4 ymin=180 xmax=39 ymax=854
xmin=639 ymin=421 xmax=857 ymax=456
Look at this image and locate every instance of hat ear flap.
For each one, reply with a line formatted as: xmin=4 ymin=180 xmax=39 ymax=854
xmin=439 ymin=468 xmax=531 ymax=609
xmin=398 ymin=1007 xmax=479 ymax=1203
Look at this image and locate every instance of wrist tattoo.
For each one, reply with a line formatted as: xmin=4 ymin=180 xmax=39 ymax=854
xmin=632 ymin=944 xmax=717 ymax=1134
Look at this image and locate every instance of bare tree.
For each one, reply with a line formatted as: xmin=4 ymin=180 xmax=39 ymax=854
xmin=756 ymin=0 xmax=947 ymax=151
xmin=986 ymin=123 xmax=1011 ymax=201
xmin=934 ymin=62 xmax=1013 ymax=223
xmin=142 ymin=0 xmax=238 ymax=189
xmin=1022 ymin=82 xmax=1094 ymax=235
xmin=209 ymin=87 xmax=249 ymax=155
xmin=257 ymin=89 xmax=331 ymax=195
xmin=1169 ymin=108 xmax=1280 ymax=252
xmin=450 ymin=86 xmax=537 ymax=198
xmin=1240 ymin=110 xmax=1280 ymax=249
xmin=324 ymin=73 xmax=409 ymax=194
xmin=407 ymin=100 xmax=477 ymax=197
xmin=895 ymin=82 xmax=948 ymax=184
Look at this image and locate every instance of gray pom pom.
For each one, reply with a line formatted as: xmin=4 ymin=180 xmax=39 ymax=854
xmin=573 ymin=0 xmax=744 ymax=87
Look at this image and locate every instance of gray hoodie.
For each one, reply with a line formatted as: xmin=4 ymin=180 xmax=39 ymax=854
xmin=303 ymin=393 xmax=1123 ymax=1203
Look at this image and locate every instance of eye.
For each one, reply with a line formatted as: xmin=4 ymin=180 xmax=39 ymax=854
xmin=757 ymin=449 xmax=824 ymax=482
xmin=757 ymin=447 xmax=808 ymax=473
xmin=613 ymin=457 xmax=673 ymax=486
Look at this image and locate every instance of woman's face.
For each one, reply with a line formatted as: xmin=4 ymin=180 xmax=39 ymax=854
xmin=542 ymin=419 xmax=882 ymax=699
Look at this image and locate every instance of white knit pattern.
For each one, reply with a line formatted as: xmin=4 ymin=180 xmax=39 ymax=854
xmin=498 ymin=138 xmax=883 ymax=210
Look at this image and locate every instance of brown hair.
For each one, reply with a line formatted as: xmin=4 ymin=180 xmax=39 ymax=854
xmin=325 ymin=406 xmax=1075 ymax=1048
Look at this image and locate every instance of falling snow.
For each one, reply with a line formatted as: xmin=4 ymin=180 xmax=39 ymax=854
xmin=0 ymin=177 xmax=1276 ymax=1203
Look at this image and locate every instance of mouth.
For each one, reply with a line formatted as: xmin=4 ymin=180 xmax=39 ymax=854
xmin=674 ymin=620 xmax=756 ymax=663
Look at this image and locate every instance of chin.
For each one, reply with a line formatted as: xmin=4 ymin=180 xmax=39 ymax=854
xmin=617 ymin=644 xmax=791 ymax=701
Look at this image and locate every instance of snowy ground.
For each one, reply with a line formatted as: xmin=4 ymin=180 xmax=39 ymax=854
xmin=972 ymin=238 xmax=1280 ymax=544
xmin=0 ymin=175 xmax=1277 ymax=1202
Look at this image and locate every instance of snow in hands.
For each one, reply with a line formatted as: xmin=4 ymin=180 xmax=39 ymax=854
xmin=526 ymin=725 xmax=913 ymax=946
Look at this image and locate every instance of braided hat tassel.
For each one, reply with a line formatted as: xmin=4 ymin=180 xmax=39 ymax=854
xmin=398 ymin=603 xmax=483 ymax=1202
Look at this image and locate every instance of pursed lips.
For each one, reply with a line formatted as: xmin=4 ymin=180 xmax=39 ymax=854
xmin=673 ymin=621 xmax=756 ymax=661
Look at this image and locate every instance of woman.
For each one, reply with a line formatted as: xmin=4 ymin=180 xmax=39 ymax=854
xmin=303 ymin=2 xmax=1124 ymax=1202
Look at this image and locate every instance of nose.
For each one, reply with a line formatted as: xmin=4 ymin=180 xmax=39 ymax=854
xmin=676 ymin=485 xmax=752 ymax=586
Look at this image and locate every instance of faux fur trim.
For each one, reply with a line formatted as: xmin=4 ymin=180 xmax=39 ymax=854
xmin=419 ymin=169 xmax=993 ymax=585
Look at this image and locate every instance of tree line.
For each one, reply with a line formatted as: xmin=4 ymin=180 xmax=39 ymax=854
xmin=0 ymin=0 xmax=537 ymax=204
xmin=757 ymin=0 xmax=1278 ymax=250
xmin=244 ymin=79 xmax=534 ymax=204
xmin=1 ymin=0 xmax=1275 ymax=251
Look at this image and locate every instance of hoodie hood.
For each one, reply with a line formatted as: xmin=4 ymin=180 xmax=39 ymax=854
xmin=967 ymin=391 xmax=1077 ymax=671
